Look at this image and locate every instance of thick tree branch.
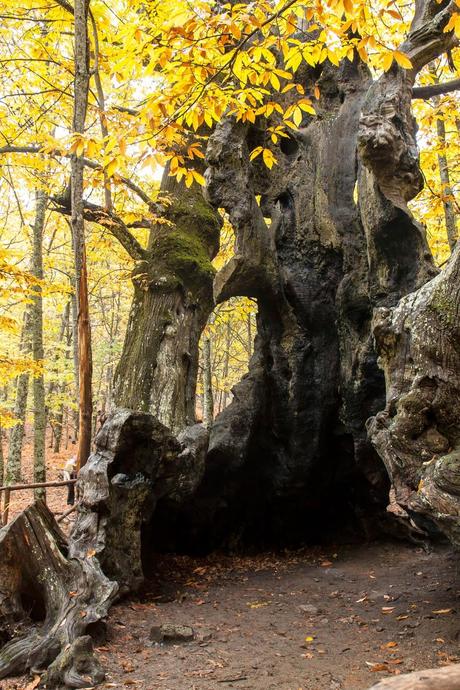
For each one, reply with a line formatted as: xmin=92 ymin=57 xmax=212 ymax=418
xmin=412 ymin=76 xmax=460 ymax=99
xmin=358 ymin=0 xmax=458 ymax=207
xmin=404 ymin=0 xmax=458 ymax=70
xmin=206 ymin=118 xmax=275 ymax=302
xmin=51 ymin=198 xmax=147 ymax=261
xmin=0 ymin=145 xmax=40 ymax=154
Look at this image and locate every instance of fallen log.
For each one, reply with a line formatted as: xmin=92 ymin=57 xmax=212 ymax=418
xmin=0 ymin=500 xmax=117 ymax=686
xmin=367 ymin=664 xmax=460 ymax=689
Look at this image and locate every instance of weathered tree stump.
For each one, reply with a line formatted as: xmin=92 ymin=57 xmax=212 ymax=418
xmin=367 ymin=664 xmax=460 ymax=689
xmin=69 ymin=408 xmax=208 ymax=592
xmin=0 ymin=500 xmax=116 ymax=686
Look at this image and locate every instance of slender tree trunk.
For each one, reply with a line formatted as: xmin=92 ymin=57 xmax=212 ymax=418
xmin=202 ymin=338 xmax=213 ymax=428
xmin=31 ymin=189 xmax=47 ymax=501
xmin=246 ymin=311 xmax=252 ymax=357
xmin=76 ymin=243 xmax=92 ymax=469
xmin=222 ymin=321 xmax=231 ymax=410
xmin=3 ymin=309 xmax=32 ymax=524
xmin=70 ymin=285 xmax=79 ymax=443
xmin=52 ymin=406 xmax=64 ymax=454
xmin=64 ymin=407 xmax=69 ymax=449
xmin=71 ymin=0 xmax=92 ymax=470
xmin=6 ymin=308 xmax=32 ymax=485
xmin=47 ymin=300 xmax=70 ymax=452
xmin=54 ymin=300 xmax=71 ymax=453
xmin=436 ymin=116 xmax=457 ymax=251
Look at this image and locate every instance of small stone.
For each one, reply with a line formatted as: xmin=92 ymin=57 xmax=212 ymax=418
xmin=197 ymin=631 xmax=213 ymax=642
xmin=299 ymin=604 xmax=320 ymax=615
xmin=149 ymin=623 xmax=195 ymax=643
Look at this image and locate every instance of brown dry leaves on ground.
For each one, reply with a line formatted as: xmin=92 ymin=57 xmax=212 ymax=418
xmin=3 ymin=541 xmax=460 ymax=690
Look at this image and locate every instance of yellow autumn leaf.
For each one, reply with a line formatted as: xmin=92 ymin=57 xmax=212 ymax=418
xmin=104 ymin=158 xmax=118 ymax=178
xmin=293 ymin=106 xmax=302 ymax=127
xmin=262 ymin=148 xmax=277 ymax=169
xmin=382 ymin=52 xmax=394 ymax=72
xmin=393 ymin=51 xmax=413 ymax=69
xmin=85 ymin=139 xmax=97 ymax=158
xmin=192 ymin=170 xmax=206 ymax=186
xmin=249 ymin=146 xmax=263 ymax=161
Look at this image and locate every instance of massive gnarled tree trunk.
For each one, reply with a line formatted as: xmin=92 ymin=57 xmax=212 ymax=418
xmin=2 ymin=0 xmax=459 ymax=686
xmin=92 ymin=0 xmax=460 ymax=554
xmin=150 ymin=35 xmax=454 ymax=549
xmin=148 ymin=0 xmax=458 ymax=551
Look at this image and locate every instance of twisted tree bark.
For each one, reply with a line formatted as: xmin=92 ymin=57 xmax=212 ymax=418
xmin=0 ymin=501 xmax=116 ymax=685
xmin=149 ymin=0 xmax=458 ymax=551
xmin=368 ymin=243 xmax=460 ymax=544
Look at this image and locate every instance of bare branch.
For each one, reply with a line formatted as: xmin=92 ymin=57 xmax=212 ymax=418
xmin=51 ymin=198 xmax=147 ymax=261
xmin=112 ymin=104 xmax=139 ymax=116
xmin=412 ymin=77 xmax=460 ymax=99
xmin=0 ymin=145 xmax=159 ymax=211
xmin=55 ymin=0 xmax=74 ymax=14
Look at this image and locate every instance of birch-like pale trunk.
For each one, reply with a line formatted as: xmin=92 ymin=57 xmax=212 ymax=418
xmin=6 ymin=307 xmax=32 ymax=485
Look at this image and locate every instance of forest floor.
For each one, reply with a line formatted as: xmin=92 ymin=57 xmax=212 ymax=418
xmin=3 ymin=439 xmax=460 ymax=690
xmin=3 ymin=539 xmax=460 ymax=690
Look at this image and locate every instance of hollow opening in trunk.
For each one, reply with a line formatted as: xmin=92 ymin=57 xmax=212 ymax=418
xmin=196 ymin=296 xmax=258 ymax=422
xmin=20 ymin=589 xmax=47 ymax=624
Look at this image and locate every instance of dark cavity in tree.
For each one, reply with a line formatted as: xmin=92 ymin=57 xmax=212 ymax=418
xmin=279 ymin=135 xmax=299 ymax=157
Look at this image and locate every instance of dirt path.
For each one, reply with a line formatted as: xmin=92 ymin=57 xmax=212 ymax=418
xmin=2 ymin=540 xmax=460 ymax=690
xmin=90 ymin=541 xmax=459 ymax=690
